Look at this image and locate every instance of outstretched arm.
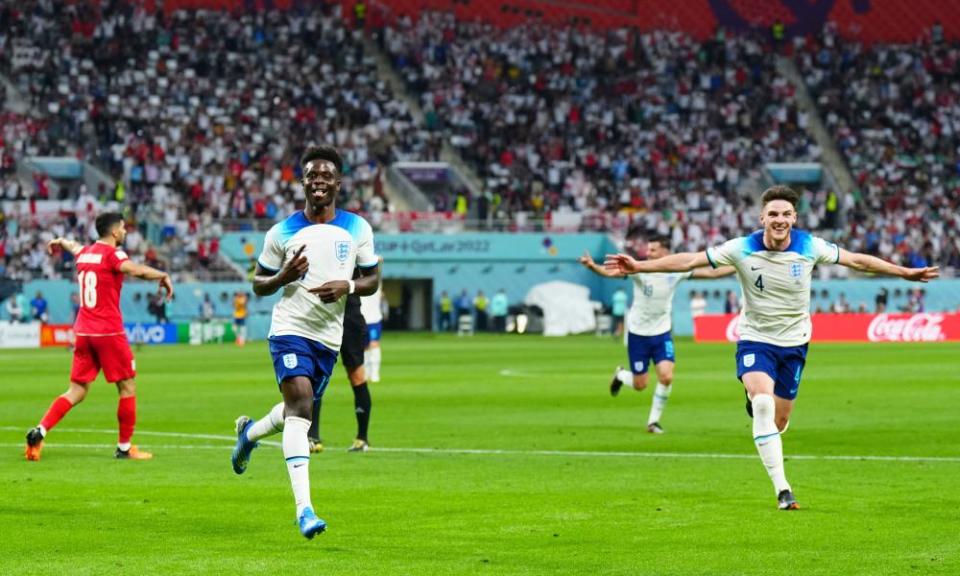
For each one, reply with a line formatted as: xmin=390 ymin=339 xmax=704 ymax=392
xmin=579 ymin=250 xmax=624 ymax=278
xmin=691 ymin=265 xmax=737 ymax=279
xmin=119 ymin=260 xmax=174 ymax=301
xmin=605 ymin=251 xmax=710 ymax=275
xmin=47 ymin=237 xmax=83 ymax=256
xmin=837 ymin=249 xmax=939 ymax=282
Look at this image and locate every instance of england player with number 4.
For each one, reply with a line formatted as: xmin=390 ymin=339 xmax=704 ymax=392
xmin=230 ymin=145 xmax=379 ymax=539
xmin=605 ymin=186 xmax=938 ymax=510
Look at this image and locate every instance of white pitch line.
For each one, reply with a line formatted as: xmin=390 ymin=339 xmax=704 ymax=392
xmin=2 ymin=426 xmax=959 ymax=463
xmin=1 ymin=442 xmax=231 ymax=451
xmin=0 ymin=426 xmax=282 ymax=448
xmin=371 ymin=447 xmax=960 ymax=463
xmin=498 ymin=368 xmax=541 ymax=378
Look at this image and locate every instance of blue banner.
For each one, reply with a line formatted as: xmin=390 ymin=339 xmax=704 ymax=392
xmin=124 ymin=322 xmax=178 ymax=345
xmin=766 ymin=162 xmax=823 ymax=184
xmin=221 ymin=231 xmax=616 ymax=264
xmin=373 ymin=233 xmax=615 ymax=262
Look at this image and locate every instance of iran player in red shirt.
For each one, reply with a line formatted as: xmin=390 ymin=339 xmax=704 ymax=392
xmin=25 ymin=213 xmax=174 ymax=461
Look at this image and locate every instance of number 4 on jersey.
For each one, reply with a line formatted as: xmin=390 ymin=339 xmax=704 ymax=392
xmin=754 ymin=274 xmax=764 ymax=292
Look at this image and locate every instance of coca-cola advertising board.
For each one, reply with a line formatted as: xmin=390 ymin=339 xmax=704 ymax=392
xmin=693 ymin=313 xmax=960 ymax=343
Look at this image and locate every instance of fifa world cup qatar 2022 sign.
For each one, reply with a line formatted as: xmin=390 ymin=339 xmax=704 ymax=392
xmin=694 ymin=313 xmax=960 ymax=343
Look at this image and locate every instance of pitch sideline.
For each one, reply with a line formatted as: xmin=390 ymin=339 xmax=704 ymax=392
xmin=2 ymin=426 xmax=959 ymax=463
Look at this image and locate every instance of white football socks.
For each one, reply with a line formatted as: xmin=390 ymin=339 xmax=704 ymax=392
xmin=751 ymin=394 xmax=791 ymax=494
xmin=283 ymin=416 xmax=313 ymax=517
xmin=616 ymin=369 xmax=634 ymax=389
xmin=647 ymin=383 xmax=671 ymax=425
xmin=246 ymin=402 xmax=285 ymax=442
xmin=366 ymin=347 xmax=382 ymax=382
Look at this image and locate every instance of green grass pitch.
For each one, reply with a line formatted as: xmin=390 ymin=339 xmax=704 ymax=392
xmin=1 ymin=334 xmax=958 ymax=575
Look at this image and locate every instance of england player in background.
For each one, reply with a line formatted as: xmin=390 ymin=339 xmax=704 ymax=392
xmin=360 ymin=256 xmax=385 ymax=383
xmin=26 ymin=213 xmax=174 ymax=461
xmin=605 ymin=186 xmax=939 ymax=510
xmin=230 ymin=145 xmax=379 ymax=539
xmin=580 ymin=234 xmax=733 ymax=433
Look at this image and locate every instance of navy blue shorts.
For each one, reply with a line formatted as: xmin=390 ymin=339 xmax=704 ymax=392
xmin=627 ymin=331 xmax=675 ymax=375
xmin=268 ymin=335 xmax=338 ymax=401
xmin=736 ymin=340 xmax=809 ymax=400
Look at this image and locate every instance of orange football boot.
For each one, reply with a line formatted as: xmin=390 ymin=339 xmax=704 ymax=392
xmin=115 ymin=445 xmax=153 ymax=460
xmin=25 ymin=427 xmax=44 ymax=461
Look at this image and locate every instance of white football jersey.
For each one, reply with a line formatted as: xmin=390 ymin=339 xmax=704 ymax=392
xmin=706 ymin=229 xmax=839 ymax=347
xmin=360 ymin=287 xmax=383 ymax=324
xmin=258 ymin=210 xmax=377 ymax=351
xmin=626 ymin=271 xmax=693 ymax=336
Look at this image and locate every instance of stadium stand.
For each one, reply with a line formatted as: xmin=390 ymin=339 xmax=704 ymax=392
xmin=0 ymin=0 xmax=435 ymax=278
xmin=0 ymin=0 xmax=957 ymax=288
xmin=794 ymin=23 xmax=960 ymax=270
xmin=382 ymin=13 xmax=821 ymax=238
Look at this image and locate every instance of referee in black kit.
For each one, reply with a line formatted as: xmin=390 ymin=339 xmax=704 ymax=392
xmin=309 ymin=267 xmax=374 ymax=452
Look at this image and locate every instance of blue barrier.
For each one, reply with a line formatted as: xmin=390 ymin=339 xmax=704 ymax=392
xmin=766 ymin=162 xmax=823 ymax=184
xmin=6 ymin=230 xmax=959 ymax=337
xmin=27 ymin=157 xmax=84 ymax=179
xmin=11 ymin=277 xmax=957 ymax=338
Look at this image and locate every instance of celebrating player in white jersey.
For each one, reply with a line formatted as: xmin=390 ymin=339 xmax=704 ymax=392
xmin=605 ymin=186 xmax=938 ymax=510
xmin=230 ymin=145 xmax=380 ymax=539
xmin=360 ymin=256 xmax=385 ymax=383
xmin=580 ymin=234 xmax=733 ymax=433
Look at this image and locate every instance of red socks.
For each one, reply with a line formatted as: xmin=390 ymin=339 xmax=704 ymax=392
xmin=38 ymin=394 xmax=139 ymax=445
xmin=118 ymin=396 xmax=137 ymax=445
xmin=40 ymin=396 xmax=75 ymax=433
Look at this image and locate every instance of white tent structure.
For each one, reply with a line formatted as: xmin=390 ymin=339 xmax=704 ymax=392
xmin=524 ymin=281 xmax=598 ymax=336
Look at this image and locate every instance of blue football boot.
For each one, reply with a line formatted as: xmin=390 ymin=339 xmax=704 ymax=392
xmin=298 ymin=507 xmax=327 ymax=539
xmin=231 ymin=416 xmax=259 ymax=475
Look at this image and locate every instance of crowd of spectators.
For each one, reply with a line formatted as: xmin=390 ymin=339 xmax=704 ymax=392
xmin=1 ymin=206 xmax=86 ymax=281
xmin=794 ymin=22 xmax=960 ymax=270
xmin=383 ymin=14 xmax=819 ymax=224
xmin=1 ymin=112 xmax=45 ymax=200
xmin=378 ymin=14 xmax=959 ymax=271
xmin=0 ymin=0 xmax=427 ymax=278
xmin=0 ymin=3 xmax=957 ymax=277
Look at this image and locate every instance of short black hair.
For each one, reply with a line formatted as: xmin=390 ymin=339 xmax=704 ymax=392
xmin=647 ymin=234 xmax=671 ymax=249
xmin=300 ymin=145 xmax=343 ymax=175
xmin=760 ymin=185 xmax=799 ymax=209
xmin=95 ymin=212 xmax=125 ymax=238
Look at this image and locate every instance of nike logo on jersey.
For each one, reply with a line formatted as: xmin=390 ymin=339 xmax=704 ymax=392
xmin=750 ymin=266 xmax=762 ymax=271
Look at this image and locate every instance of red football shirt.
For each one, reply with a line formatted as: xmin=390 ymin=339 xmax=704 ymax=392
xmin=73 ymin=241 xmax=128 ymax=335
